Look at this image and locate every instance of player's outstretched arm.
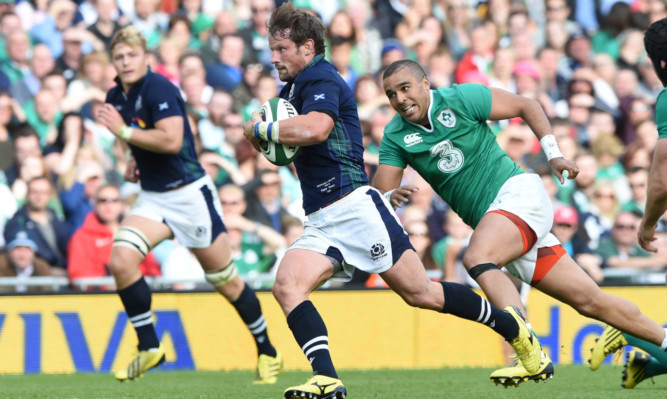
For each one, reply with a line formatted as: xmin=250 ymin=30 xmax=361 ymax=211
xmin=488 ymin=87 xmax=579 ymax=183
xmin=372 ymin=164 xmax=416 ymax=209
xmin=639 ymin=139 xmax=667 ymax=252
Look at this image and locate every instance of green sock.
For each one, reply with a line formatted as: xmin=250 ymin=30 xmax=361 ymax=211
xmin=645 ymin=356 xmax=667 ymax=377
xmin=624 ymin=333 xmax=667 ymax=377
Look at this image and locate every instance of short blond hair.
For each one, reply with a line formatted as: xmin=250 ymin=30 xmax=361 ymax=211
xmin=110 ymin=26 xmax=147 ymax=55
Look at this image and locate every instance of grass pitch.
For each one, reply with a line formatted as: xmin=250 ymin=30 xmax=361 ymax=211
xmin=0 ymin=365 xmax=664 ymax=399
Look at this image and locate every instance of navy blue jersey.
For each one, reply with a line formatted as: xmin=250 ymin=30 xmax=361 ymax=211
xmin=106 ymin=71 xmax=204 ymax=192
xmin=280 ymin=56 xmax=368 ymax=214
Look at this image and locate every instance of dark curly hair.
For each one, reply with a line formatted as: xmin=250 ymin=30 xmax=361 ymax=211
xmin=267 ymin=2 xmax=326 ymax=55
xmin=644 ymin=17 xmax=667 ymax=86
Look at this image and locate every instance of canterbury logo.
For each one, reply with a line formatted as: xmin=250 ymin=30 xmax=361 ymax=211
xmin=404 ymin=133 xmax=422 ymax=146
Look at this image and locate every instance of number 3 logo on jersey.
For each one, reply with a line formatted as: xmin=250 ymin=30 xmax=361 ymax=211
xmin=430 ymin=140 xmax=464 ymax=173
xmin=437 ymin=108 xmax=457 ymax=128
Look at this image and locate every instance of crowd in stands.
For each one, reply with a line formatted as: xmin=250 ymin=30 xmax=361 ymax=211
xmin=1 ymin=0 xmax=667 ymax=292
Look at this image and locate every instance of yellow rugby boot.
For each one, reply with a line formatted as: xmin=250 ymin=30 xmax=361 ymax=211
xmin=253 ymin=350 xmax=283 ymax=384
xmin=505 ymin=306 xmax=542 ymax=374
xmin=114 ymin=344 xmax=166 ymax=381
xmin=284 ymin=374 xmax=347 ymax=399
xmin=589 ymin=325 xmax=627 ymax=371
xmin=490 ymin=351 xmax=555 ymax=387
xmin=622 ymin=350 xmax=652 ymax=389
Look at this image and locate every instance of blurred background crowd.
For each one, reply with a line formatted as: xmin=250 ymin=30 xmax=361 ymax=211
xmin=1 ymin=0 xmax=666 ymax=292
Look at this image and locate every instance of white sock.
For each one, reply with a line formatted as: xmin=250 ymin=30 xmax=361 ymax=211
xmin=661 ymin=328 xmax=667 ymax=351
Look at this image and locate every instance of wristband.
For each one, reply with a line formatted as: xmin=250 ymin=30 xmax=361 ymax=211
xmin=253 ymin=122 xmax=280 ymax=143
xmin=119 ymin=125 xmax=133 ymax=141
xmin=539 ymin=134 xmax=563 ymax=161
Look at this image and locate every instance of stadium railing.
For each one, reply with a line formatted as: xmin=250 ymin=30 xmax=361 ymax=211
xmin=0 ymin=269 xmax=663 ymax=292
xmin=0 ymin=273 xmax=277 ymax=292
xmin=602 ymin=267 xmax=666 ymax=285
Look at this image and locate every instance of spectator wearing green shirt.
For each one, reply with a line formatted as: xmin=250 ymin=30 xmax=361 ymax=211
xmin=621 ymin=167 xmax=649 ymax=214
xmin=0 ymin=30 xmax=30 ymax=85
xmin=0 ymin=11 xmax=21 ymax=64
xmin=595 ymin=211 xmax=667 ymax=269
xmin=218 ymin=183 xmax=286 ymax=280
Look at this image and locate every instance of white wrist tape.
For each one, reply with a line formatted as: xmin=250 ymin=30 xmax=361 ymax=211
xmin=253 ymin=121 xmax=280 ymax=143
xmin=540 ymin=134 xmax=563 ymax=161
xmin=119 ymin=125 xmax=133 ymax=141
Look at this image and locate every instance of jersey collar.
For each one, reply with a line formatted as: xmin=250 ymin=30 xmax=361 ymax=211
xmin=404 ymin=90 xmax=435 ymax=133
xmin=114 ymin=67 xmax=151 ymax=97
xmin=305 ymin=54 xmax=324 ymax=70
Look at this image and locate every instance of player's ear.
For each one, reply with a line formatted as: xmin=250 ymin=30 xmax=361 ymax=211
xmin=303 ymin=39 xmax=315 ymax=55
xmin=422 ymin=76 xmax=430 ymax=90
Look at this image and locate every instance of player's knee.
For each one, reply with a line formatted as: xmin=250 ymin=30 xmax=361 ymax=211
xmin=204 ymin=261 xmax=237 ymax=287
xmin=466 ymin=262 xmax=500 ymax=280
xmin=398 ymin=289 xmax=434 ymax=309
xmin=109 ymin=227 xmax=149 ymax=276
xmin=462 ymin=251 xmax=485 ymax=270
xmin=271 ymin=276 xmax=294 ymax=304
xmin=113 ymin=226 xmax=150 ymax=258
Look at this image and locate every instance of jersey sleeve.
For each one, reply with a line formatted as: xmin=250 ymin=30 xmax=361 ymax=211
xmin=379 ymin=130 xmax=408 ymax=168
xmin=455 ymin=84 xmax=492 ymax=122
xmin=145 ymin=79 xmax=185 ymax=123
xmin=656 ymin=90 xmax=667 ymax=139
xmin=299 ymin=74 xmax=340 ymax=121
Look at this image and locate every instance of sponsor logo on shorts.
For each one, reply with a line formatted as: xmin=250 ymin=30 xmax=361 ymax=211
xmin=370 ymin=243 xmax=387 ymax=261
xmin=195 ymin=226 xmax=207 ymax=237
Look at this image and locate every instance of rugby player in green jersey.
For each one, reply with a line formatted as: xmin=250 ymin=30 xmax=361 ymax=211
xmin=588 ymin=17 xmax=667 ymax=390
xmin=373 ymin=59 xmax=667 ymax=387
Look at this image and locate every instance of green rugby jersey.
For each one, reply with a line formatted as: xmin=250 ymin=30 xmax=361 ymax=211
xmin=380 ymin=84 xmax=523 ymax=228
xmin=656 ymin=88 xmax=667 ymax=139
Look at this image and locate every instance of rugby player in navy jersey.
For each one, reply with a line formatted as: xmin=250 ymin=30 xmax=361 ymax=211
xmin=96 ymin=26 xmax=282 ymax=383
xmin=242 ymin=4 xmax=543 ymax=399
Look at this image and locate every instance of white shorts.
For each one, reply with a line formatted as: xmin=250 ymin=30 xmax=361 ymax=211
xmin=129 ymin=175 xmax=225 ymax=248
xmin=289 ymin=186 xmax=414 ymax=280
xmin=485 ymin=173 xmax=561 ymax=283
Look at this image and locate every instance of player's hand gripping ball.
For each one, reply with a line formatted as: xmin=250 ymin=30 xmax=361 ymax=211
xmin=258 ymin=98 xmax=300 ymax=166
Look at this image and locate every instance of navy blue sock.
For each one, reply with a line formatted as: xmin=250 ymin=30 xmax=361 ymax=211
xmin=231 ymin=283 xmax=276 ymax=357
xmin=440 ymin=282 xmax=519 ymax=341
xmin=287 ymin=300 xmax=338 ymax=378
xmin=118 ymin=277 xmax=160 ymax=351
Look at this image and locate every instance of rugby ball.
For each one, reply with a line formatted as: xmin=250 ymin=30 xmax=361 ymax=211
xmin=258 ymin=97 xmax=300 ymax=166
